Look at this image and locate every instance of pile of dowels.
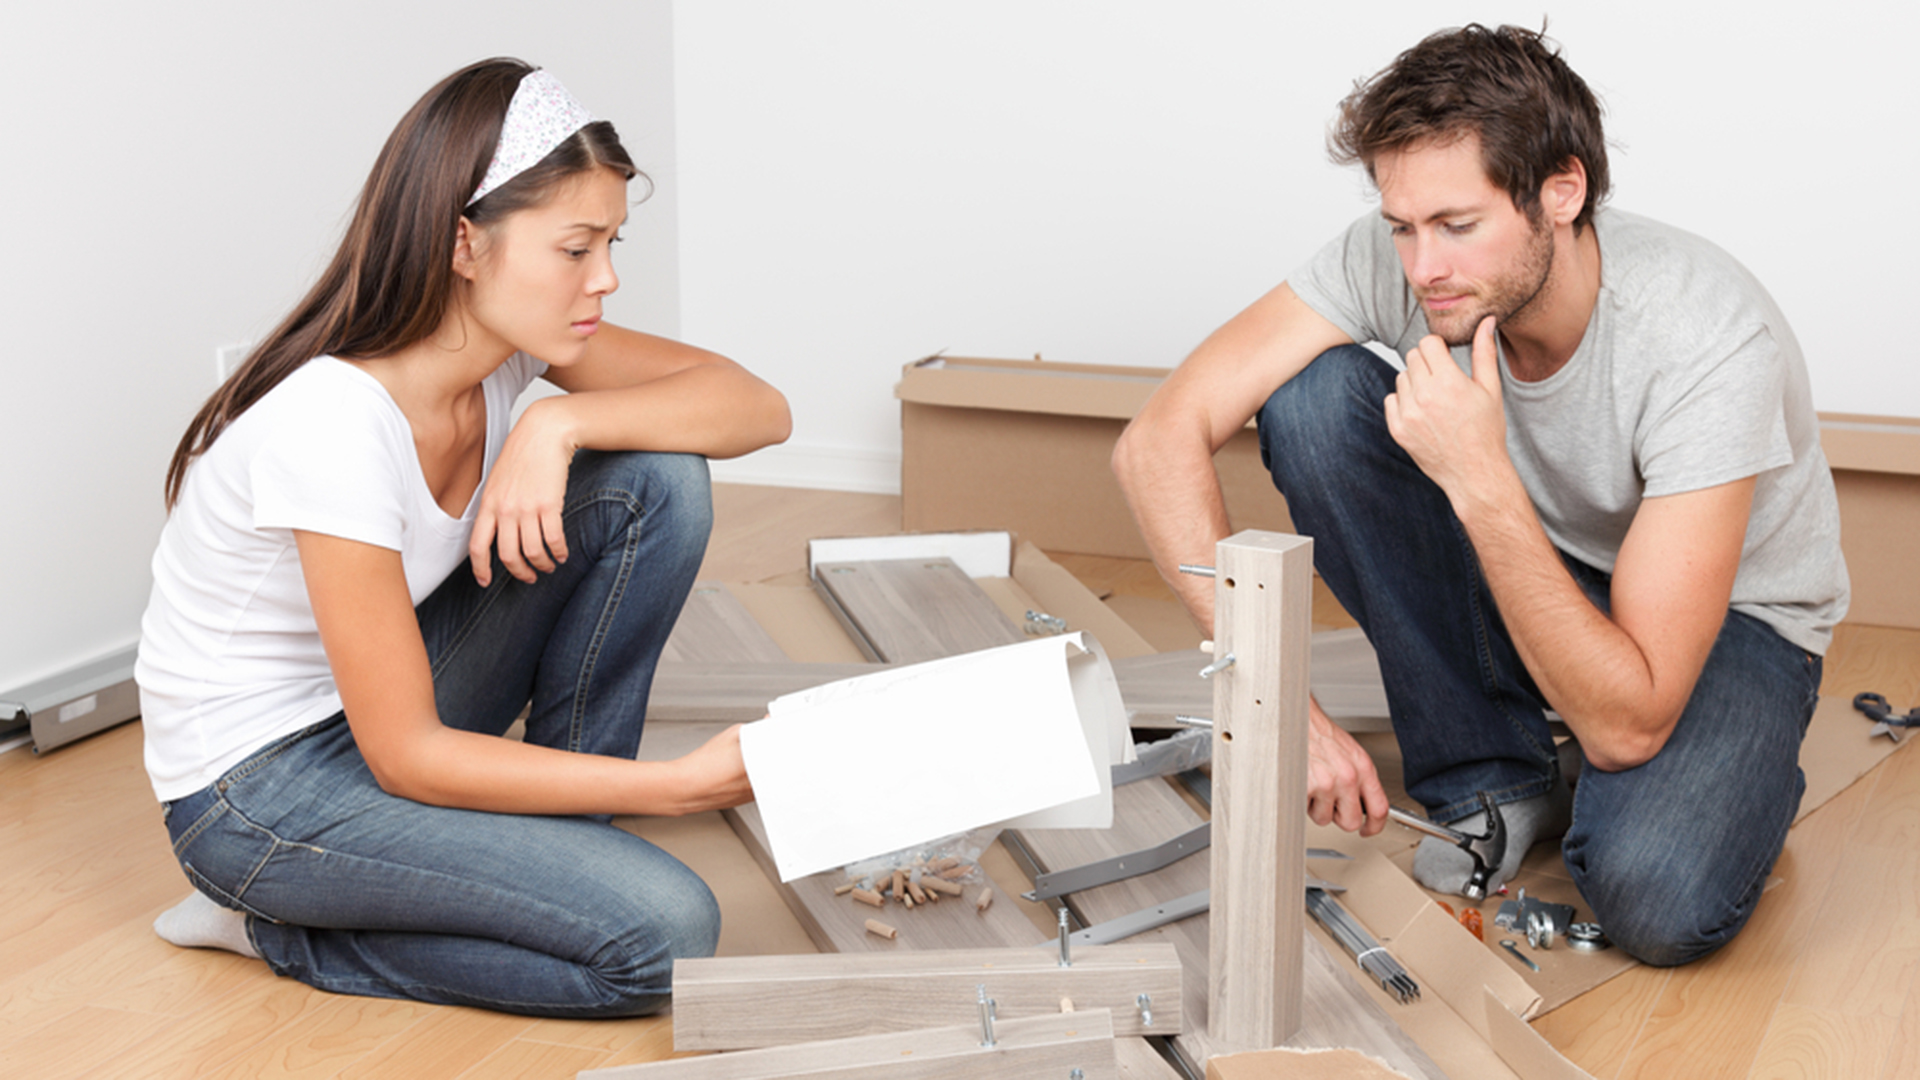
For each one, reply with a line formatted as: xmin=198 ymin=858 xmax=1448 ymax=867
xmin=834 ymin=856 xmax=995 ymax=938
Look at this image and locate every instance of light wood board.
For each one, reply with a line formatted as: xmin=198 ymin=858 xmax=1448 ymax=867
xmin=813 ymin=557 xmax=1026 ymax=663
xmin=671 ymin=944 xmax=1182 ymax=1049
xmin=1208 ymin=531 xmax=1312 ymax=1050
xmin=581 ymin=1010 xmax=1119 ymax=1079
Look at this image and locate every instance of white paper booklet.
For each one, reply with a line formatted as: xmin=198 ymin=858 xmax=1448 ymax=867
xmin=739 ymin=632 xmax=1130 ymax=882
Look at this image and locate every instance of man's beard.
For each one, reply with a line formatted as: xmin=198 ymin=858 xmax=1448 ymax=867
xmin=1424 ymin=212 xmax=1556 ymax=347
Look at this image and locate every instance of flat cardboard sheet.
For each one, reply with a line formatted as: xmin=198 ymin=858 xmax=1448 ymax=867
xmin=740 ymin=632 xmax=1127 ymax=881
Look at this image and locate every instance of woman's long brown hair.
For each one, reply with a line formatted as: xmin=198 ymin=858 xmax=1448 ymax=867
xmin=163 ymin=58 xmax=637 ymax=509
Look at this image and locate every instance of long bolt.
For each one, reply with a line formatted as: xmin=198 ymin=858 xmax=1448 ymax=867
xmin=977 ymin=984 xmax=996 ymax=1046
xmin=1057 ymin=907 xmax=1072 ymax=967
xmin=1198 ymin=652 xmax=1236 ymax=679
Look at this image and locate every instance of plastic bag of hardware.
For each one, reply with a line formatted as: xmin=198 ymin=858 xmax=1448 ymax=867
xmin=841 ymin=827 xmax=999 ymax=890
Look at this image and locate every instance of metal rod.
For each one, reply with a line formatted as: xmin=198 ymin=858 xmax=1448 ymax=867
xmin=1178 ymin=564 xmax=1217 ymax=577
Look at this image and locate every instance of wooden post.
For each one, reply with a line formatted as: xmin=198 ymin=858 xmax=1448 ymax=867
xmin=1207 ymin=530 xmax=1312 ymax=1051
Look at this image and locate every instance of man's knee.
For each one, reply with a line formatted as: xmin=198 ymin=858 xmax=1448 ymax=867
xmin=1257 ymin=344 xmax=1395 ymax=479
xmin=1566 ymin=834 xmax=1769 ymax=968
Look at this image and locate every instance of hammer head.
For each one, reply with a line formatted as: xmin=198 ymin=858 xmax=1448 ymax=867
xmin=1457 ymin=791 xmax=1510 ymax=900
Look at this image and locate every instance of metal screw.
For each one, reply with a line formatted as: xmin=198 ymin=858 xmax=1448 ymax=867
xmin=977 ymin=984 xmax=996 ymax=1046
xmin=1137 ymin=993 xmax=1153 ymax=1027
xmin=1057 ymin=907 xmax=1072 ymax=967
xmin=1178 ymin=564 xmax=1217 ymax=577
xmin=1198 ymin=652 xmax=1237 ymax=679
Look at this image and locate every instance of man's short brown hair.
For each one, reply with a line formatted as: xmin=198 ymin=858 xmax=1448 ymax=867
xmin=1330 ymin=24 xmax=1610 ymax=232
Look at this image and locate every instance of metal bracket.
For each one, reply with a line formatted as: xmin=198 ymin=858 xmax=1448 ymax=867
xmin=1023 ymin=824 xmax=1211 ymax=902
xmin=1058 ymin=889 xmax=1211 ymax=947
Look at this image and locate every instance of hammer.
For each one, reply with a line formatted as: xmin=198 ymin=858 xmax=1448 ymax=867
xmin=1385 ymin=791 xmax=1508 ymax=900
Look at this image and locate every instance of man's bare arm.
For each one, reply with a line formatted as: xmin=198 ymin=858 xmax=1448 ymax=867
xmin=1112 ymin=283 xmax=1351 ymax=627
xmin=1388 ymin=319 xmax=1754 ymax=769
xmin=1114 ymin=282 xmax=1389 ymax=834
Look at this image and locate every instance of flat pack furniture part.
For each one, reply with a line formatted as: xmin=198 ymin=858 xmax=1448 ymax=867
xmin=1205 ymin=531 xmax=1312 ymax=1053
xmin=647 ymin=636 xmax=1386 ymax=727
xmin=813 ymin=557 xmax=1027 ymax=663
xmin=670 ymin=943 xmax=1182 ymax=1050
xmin=580 ymin=1009 xmax=1119 ymax=1079
xmin=660 ymin=583 xmax=791 ymax=664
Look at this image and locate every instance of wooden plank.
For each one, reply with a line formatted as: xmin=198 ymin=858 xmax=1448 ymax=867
xmin=1208 ymin=531 xmax=1312 ymax=1052
xmin=578 ymin=1010 xmax=1118 ymax=1079
xmin=1101 ymin=635 xmax=1389 ymax=732
xmin=648 ymin=663 xmax=883 ymax=722
xmin=664 ymin=583 xmax=792 ymax=664
xmin=648 ymin=635 xmax=1387 ymax=728
xmin=813 ymin=558 xmax=1025 ymax=663
xmin=671 ymin=944 xmax=1181 ymax=1049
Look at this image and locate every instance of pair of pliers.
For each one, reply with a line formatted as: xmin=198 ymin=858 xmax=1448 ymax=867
xmin=1853 ymin=692 xmax=1920 ymax=744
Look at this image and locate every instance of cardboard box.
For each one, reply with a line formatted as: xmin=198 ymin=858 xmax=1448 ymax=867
xmin=1823 ymin=413 xmax=1920 ymax=630
xmin=898 ymin=359 xmax=1920 ymax=629
xmin=897 ymin=356 xmax=1292 ymax=560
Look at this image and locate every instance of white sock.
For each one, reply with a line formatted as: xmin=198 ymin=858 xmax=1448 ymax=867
xmin=1411 ymin=777 xmax=1574 ymax=897
xmin=153 ymin=892 xmax=260 ymax=959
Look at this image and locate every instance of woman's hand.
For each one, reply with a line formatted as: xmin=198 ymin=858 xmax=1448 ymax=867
xmin=659 ymin=724 xmax=755 ymax=815
xmin=471 ymin=400 xmax=578 ymax=586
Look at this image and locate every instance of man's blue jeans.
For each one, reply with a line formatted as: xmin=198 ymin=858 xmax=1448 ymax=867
xmin=1258 ymin=346 xmax=1822 ymax=966
xmin=163 ymin=450 xmax=718 ymax=1016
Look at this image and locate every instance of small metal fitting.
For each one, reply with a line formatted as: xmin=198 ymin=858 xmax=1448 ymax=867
xmin=1525 ymin=909 xmax=1555 ymax=950
xmin=1567 ymin=922 xmax=1611 ymax=951
xmin=1198 ymin=652 xmax=1237 ymax=679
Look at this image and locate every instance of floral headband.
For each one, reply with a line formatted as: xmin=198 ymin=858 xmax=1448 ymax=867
xmin=468 ymin=69 xmax=595 ymax=206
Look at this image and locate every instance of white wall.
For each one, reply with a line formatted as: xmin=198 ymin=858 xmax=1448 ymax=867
xmin=674 ymin=2 xmax=1919 ymax=493
xmin=0 ymin=1 xmax=679 ymax=692
xmin=6 ymin=3 xmax=1913 ymax=695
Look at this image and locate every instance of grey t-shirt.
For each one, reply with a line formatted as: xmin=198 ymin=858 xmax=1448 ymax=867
xmin=1288 ymin=207 xmax=1848 ymax=655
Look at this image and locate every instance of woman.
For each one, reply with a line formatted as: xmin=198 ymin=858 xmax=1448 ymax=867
xmin=136 ymin=58 xmax=790 ymax=1017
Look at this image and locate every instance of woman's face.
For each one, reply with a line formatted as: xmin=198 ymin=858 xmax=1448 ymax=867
xmin=461 ymin=168 xmax=628 ymax=366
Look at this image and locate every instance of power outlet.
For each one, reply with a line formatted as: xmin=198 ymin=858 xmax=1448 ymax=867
xmin=215 ymin=342 xmax=253 ymax=384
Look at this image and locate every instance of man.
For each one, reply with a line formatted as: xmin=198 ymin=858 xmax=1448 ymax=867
xmin=1112 ymin=24 xmax=1847 ymax=965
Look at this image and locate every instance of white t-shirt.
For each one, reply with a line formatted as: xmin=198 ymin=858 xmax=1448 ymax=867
xmin=137 ymin=353 xmax=547 ymax=801
xmin=1288 ymin=208 xmax=1848 ymax=655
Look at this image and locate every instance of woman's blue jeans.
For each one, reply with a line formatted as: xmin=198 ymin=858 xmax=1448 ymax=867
xmin=162 ymin=450 xmax=719 ymax=1016
xmin=1259 ymin=346 xmax=1822 ymax=966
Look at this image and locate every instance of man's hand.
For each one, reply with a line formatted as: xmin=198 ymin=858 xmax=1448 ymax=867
xmin=1306 ymin=697 xmax=1390 ymax=836
xmin=1384 ymin=315 xmax=1512 ymax=508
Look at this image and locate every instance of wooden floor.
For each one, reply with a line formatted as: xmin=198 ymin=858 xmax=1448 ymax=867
xmin=2 ymin=482 xmax=1916 ymax=1079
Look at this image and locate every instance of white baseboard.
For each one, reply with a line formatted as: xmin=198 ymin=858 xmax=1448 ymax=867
xmin=708 ymin=443 xmax=902 ymax=495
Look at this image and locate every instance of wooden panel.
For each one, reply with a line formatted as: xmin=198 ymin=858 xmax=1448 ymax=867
xmin=672 ymin=943 xmax=1181 ymax=1049
xmin=579 ymin=1010 xmax=1118 ymax=1079
xmin=648 ymin=662 xmax=882 ymax=722
xmin=1209 ymin=532 xmax=1312 ymax=1052
xmin=663 ymin=583 xmax=791 ymax=664
xmin=813 ymin=558 xmax=1025 ymax=663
